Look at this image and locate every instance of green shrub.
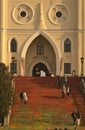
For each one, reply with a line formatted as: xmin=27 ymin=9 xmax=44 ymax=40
xmin=0 ymin=63 xmax=14 ymax=121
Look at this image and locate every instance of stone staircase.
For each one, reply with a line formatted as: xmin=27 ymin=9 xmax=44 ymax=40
xmin=10 ymin=76 xmax=85 ymax=127
xmin=68 ymin=77 xmax=85 ymax=123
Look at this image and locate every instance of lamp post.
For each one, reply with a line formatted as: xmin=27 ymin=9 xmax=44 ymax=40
xmin=80 ymin=57 xmax=84 ymax=76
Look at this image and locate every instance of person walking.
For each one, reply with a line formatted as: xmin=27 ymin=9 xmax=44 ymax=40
xmin=62 ymin=75 xmax=68 ymax=87
xmin=20 ymin=91 xmax=28 ymax=104
xmin=66 ymin=86 xmax=70 ymax=96
xmin=61 ymin=84 xmax=66 ymax=98
xmin=71 ymin=111 xmax=77 ymax=125
xmin=23 ymin=92 xmax=28 ymax=104
xmin=76 ymin=110 xmax=81 ymax=126
xmin=57 ymin=75 xmax=62 ymax=88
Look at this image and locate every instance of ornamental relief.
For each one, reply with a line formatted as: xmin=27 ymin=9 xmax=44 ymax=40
xmin=48 ymin=4 xmax=69 ymax=25
xmin=12 ymin=3 xmax=34 ymax=24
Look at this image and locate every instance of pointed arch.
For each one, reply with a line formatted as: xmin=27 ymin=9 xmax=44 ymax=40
xmin=21 ymin=31 xmax=61 ymax=58
xmin=62 ymin=37 xmax=73 ymax=53
xmin=21 ymin=31 xmax=61 ymax=75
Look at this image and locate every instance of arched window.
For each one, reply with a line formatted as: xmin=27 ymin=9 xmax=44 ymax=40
xmin=37 ymin=41 xmax=44 ymax=55
xmin=10 ymin=39 xmax=17 ymax=52
xmin=64 ymin=38 xmax=71 ymax=52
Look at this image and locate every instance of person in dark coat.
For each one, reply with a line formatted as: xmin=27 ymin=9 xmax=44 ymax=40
xmin=58 ymin=75 xmax=62 ymax=87
xmin=71 ymin=111 xmax=77 ymax=125
xmin=63 ymin=75 xmax=68 ymax=87
xmin=76 ymin=110 xmax=81 ymax=126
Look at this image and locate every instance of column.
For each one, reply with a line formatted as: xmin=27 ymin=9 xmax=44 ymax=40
xmin=0 ymin=0 xmax=7 ymax=64
xmin=82 ymin=0 xmax=85 ymax=75
xmin=78 ymin=0 xmax=83 ymax=75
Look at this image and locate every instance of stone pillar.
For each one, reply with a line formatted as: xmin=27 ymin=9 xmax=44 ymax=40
xmin=20 ymin=57 xmax=25 ymax=76
xmin=78 ymin=0 xmax=83 ymax=75
xmin=60 ymin=57 xmax=63 ymax=76
xmin=0 ymin=0 xmax=7 ymax=64
xmin=82 ymin=0 xmax=85 ymax=75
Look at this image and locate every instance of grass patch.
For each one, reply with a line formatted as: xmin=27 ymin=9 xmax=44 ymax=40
xmin=0 ymin=126 xmax=85 ymax=130
xmin=11 ymin=106 xmax=72 ymax=127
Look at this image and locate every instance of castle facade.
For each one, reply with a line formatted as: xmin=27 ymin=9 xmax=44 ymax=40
xmin=0 ymin=0 xmax=85 ymax=76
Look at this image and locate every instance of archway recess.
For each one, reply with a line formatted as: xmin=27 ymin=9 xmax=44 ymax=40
xmin=32 ymin=62 xmax=49 ymax=76
xmin=21 ymin=31 xmax=61 ymax=76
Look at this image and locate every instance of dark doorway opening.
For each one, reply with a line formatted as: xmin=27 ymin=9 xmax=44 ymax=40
xmin=32 ymin=62 xmax=49 ymax=76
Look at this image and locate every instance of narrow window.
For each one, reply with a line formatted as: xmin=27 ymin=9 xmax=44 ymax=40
xmin=37 ymin=41 xmax=44 ymax=55
xmin=64 ymin=63 xmax=71 ymax=74
xmin=64 ymin=38 xmax=71 ymax=52
xmin=10 ymin=57 xmax=17 ymax=74
xmin=10 ymin=63 xmax=17 ymax=74
xmin=11 ymin=39 xmax=17 ymax=52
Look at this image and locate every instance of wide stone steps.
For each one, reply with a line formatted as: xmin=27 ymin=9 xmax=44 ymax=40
xmin=10 ymin=76 xmax=85 ymax=126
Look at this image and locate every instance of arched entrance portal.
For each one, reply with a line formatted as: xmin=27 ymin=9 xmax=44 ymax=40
xmin=21 ymin=31 xmax=61 ymax=76
xmin=32 ymin=62 xmax=49 ymax=76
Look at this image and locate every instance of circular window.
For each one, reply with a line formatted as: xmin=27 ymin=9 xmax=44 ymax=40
xmin=48 ymin=4 xmax=69 ymax=25
xmin=12 ymin=4 xmax=34 ymax=24
xmin=56 ymin=11 xmax=62 ymax=18
xmin=20 ymin=11 xmax=27 ymax=17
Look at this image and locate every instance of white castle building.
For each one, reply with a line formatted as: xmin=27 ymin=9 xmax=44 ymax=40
xmin=0 ymin=0 xmax=85 ymax=76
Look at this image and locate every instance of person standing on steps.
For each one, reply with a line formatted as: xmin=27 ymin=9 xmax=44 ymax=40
xmin=76 ymin=110 xmax=81 ymax=126
xmin=57 ymin=75 xmax=62 ymax=88
xmin=61 ymin=84 xmax=66 ymax=98
xmin=20 ymin=92 xmax=23 ymax=101
xmin=20 ymin=91 xmax=28 ymax=104
xmin=66 ymin=86 xmax=70 ymax=96
xmin=23 ymin=92 xmax=28 ymax=104
xmin=63 ymin=75 xmax=68 ymax=87
xmin=71 ymin=111 xmax=77 ymax=125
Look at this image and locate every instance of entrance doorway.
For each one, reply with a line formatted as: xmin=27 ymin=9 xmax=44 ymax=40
xmin=32 ymin=62 xmax=49 ymax=76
